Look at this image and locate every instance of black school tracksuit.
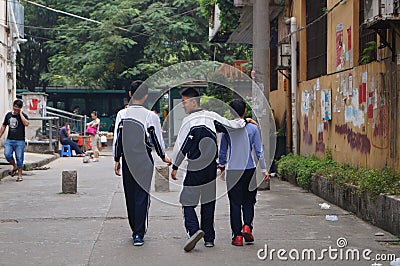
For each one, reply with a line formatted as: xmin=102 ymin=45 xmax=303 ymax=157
xmin=172 ymin=109 xmax=246 ymax=242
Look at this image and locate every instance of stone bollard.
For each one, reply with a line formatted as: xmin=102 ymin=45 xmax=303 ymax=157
xmin=62 ymin=170 xmax=77 ymax=194
xmin=154 ymin=166 xmax=169 ymax=192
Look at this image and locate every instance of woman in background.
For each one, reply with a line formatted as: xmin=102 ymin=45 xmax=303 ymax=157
xmin=86 ymin=111 xmax=101 ymax=162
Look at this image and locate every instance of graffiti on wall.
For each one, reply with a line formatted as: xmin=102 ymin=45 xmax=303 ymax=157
xmin=371 ymin=106 xmax=389 ymax=150
xmin=315 ymin=122 xmax=325 ymax=153
xmin=335 ymin=124 xmax=371 ymax=154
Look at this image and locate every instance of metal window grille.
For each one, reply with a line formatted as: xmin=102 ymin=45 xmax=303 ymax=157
xmin=306 ymin=0 xmax=327 ymax=80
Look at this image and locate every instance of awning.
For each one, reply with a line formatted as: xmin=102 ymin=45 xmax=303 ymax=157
xmin=210 ymin=4 xmax=284 ymax=44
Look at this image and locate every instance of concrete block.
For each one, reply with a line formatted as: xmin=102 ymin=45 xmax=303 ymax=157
xmin=62 ymin=170 xmax=77 ymax=194
xmin=154 ymin=166 xmax=169 ymax=192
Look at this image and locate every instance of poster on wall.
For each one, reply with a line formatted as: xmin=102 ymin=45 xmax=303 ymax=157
xmin=344 ymin=86 xmax=364 ymax=127
xmin=301 ymin=90 xmax=310 ymax=115
xmin=347 ymin=26 xmax=353 ymax=66
xmin=336 ymin=23 xmax=344 ymax=71
xmin=348 ymin=73 xmax=353 ymax=96
xmin=321 ymin=89 xmax=332 ymax=121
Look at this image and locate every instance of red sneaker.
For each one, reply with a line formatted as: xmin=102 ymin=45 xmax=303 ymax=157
xmin=242 ymin=225 xmax=254 ymax=243
xmin=231 ymin=235 xmax=243 ymax=246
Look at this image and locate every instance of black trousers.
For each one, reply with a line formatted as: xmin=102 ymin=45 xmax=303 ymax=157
xmin=180 ymin=161 xmax=217 ymax=242
xmin=121 ymin=156 xmax=152 ymax=238
xmin=226 ymin=168 xmax=257 ymax=237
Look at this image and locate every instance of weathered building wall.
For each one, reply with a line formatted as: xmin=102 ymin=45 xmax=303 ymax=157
xmin=273 ymin=0 xmax=400 ymax=170
xmin=298 ymin=61 xmax=398 ymax=170
xmin=0 ymin=2 xmax=12 ymax=147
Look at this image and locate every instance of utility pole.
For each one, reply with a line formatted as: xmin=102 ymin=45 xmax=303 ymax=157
xmin=252 ymin=0 xmax=270 ymax=189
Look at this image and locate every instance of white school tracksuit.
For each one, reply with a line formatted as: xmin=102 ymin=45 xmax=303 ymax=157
xmin=113 ymin=105 xmax=166 ymax=239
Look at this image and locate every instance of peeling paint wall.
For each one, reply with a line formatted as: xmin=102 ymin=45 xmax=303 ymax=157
xmin=298 ymin=61 xmax=398 ymax=169
xmin=272 ymin=0 xmax=400 ymax=170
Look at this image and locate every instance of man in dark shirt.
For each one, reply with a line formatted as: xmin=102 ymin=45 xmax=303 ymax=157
xmin=59 ymin=122 xmax=84 ymax=156
xmin=0 ymin=100 xmax=29 ymax=182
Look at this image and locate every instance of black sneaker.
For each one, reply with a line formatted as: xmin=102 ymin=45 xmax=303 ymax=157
xmin=204 ymin=241 xmax=214 ymax=248
xmin=133 ymin=235 xmax=144 ymax=246
xmin=183 ymin=230 xmax=204 ymax=252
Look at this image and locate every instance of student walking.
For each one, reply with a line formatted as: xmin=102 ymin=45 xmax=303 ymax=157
xmin=113 ymin=81 xmax=171 ymax=246
xmin=218 ymin=99 xmax=270 ymax=246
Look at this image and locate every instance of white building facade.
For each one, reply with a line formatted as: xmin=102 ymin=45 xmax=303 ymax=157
xmin=0 ymin=0 xmax=24 ymax=146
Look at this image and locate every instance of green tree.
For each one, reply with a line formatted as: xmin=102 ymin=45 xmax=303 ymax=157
xmin=17 ymin=0 xmax=58 ymax=91
xmin=18 ymin=0 xmax=252 ymax=92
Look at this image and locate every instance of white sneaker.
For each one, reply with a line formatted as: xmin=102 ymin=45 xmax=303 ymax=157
xmin=92 ymin=158 xmax=99 ymax=162
xmin=183 ymin=230 xmax=204 ymax=252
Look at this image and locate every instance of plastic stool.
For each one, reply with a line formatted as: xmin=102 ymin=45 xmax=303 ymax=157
xmin=60 ymin=144 xmax=72 ymax=157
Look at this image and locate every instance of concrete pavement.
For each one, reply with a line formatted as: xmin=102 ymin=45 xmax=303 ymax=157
xmin=0 ymin=149 xmax=399 ymax=265
xmin=0 ymin=148 xmax=58 ymax=180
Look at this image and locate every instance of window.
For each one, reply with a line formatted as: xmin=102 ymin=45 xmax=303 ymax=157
xmin=359 ymin=0 xmax=377 ymax=64
xmin=306 ymin=0 xmax=327 ymax=80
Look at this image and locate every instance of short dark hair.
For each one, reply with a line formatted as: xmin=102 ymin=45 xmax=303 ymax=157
xmin=13 ymin=99 xmax=23 ymax=108
xmin=229 ymin=99 xmax=246 ymax=117
xmin=180 ymin=87 xmax=200 ymax=105
xmin=130 ymin=80 xmax=148 ymax=100
xmin=91 ymin=110 xmax=98 ymax=116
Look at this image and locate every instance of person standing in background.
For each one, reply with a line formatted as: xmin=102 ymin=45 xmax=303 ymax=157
xmin=0 ymin=99 xmax=29 ymax=182
xmin=86 ymin=111 xmax=100 ymax=162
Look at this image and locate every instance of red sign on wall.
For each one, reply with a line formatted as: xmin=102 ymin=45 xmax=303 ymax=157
xmin=29 ymin=98 xmax=39 ymax=110
xmin=368 ymin=92 xmax=374 ymax=119
xmin=358 ymin=83 xmax=367 ymax=105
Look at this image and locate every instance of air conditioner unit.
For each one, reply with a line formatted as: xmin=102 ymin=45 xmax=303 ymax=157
xmin=364 ymin=0 xmax=381 ymax=23
xmin=277 ymin=43 xmax=291 ymax=70
xmin=381 ymin=0 xmax=400 ymax=16
xmin=364 ymin=0 xmax=400 ymax=25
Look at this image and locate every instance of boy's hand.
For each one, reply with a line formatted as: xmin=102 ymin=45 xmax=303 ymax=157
xmin=246 ymin=118 xmax=258 ymax=125
xmin=114 ymin=161 xmax=121 ymax=176
xmin=171 ymin=169 xmax=178 ymax=180
xmin=162 ymin=156 xmax=172 ymax=166
xmin=264 ymin=172 xmax=270 ymax=182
